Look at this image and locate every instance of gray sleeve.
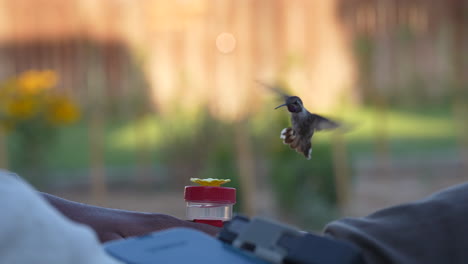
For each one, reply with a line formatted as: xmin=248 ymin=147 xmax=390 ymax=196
xmin=324 ymin=182 xmax=468 ymax=264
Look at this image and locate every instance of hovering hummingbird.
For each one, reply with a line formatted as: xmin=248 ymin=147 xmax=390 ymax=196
xmin=258 ymin=81 xmax=340 ymax=160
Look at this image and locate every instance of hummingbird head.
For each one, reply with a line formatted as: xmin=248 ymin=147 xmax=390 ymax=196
xmin=275 ymin=96 xmax=303 ymax=113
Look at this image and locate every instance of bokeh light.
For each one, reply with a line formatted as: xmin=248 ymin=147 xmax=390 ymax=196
xmin=215 ymin=32 xmax=236 ymax=54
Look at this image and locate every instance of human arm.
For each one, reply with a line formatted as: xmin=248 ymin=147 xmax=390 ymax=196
xmin=324 ymin=182 xmax=468 ymax=264
xmin=41 ymin=193 xmax=220 ymax=242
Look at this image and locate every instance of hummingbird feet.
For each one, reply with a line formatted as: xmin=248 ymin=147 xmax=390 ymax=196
xmin=280 ymin=128 xmax=295 ymax=144
xmin=280 ymin=127 xmax=312 ymax=160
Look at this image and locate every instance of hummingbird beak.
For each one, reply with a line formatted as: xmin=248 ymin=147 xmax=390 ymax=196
xmin=274 ymin=103 xmax=288 ymax=109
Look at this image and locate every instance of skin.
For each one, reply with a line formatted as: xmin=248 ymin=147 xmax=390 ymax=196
xmin=41 ymin=193 xmax=220 ymax=243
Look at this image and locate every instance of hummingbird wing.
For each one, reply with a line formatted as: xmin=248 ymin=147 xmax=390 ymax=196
xmin=310 ymin=114 xmax=340 ymax=131
xmin=255 ymin=80 xmax=289 ymax=100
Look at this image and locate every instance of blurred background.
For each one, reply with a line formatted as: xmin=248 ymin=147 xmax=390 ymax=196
xmin=0 ymin=0 xmax=467 ymax=231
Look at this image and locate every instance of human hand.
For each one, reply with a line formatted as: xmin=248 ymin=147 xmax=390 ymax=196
xmin=86 ymin=210 xmax=220 ymax=242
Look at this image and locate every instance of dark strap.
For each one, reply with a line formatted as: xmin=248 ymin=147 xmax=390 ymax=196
xmin=219 ymin=215 xmax=364 ymax=264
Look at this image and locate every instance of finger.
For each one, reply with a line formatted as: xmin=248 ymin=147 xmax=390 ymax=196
xmin=99 ymin=232 xmax=124 ymax=243
xmin=184 ymin=220 xmax=220 ymax=237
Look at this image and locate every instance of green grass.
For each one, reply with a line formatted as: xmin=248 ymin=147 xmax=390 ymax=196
xmin=313 ymin=105 xmax=458 ymax=158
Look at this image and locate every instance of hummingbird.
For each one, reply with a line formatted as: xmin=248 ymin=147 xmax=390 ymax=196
xmin=258 ymin=81 xmax=340 ymax=160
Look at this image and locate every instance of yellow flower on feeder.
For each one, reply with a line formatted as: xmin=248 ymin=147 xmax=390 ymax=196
xmin=190 ymin=178 xmax=231 ymax=187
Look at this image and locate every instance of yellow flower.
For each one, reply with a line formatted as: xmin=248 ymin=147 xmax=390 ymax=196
xmin=17 ymin=70 xmax=57 ymax=95
xmin=46 ymin=96 xmax=80 ymax=125
xmin=0 ymin=119 xmax=14 ymax=132
xmin=0 ymin=79 xmax=16 ymax=97
xmin=6 ymin=97 xmax=38 ymax=119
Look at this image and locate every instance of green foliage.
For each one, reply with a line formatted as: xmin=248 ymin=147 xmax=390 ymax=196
xmin=269 ymin=143 xmax=336 ymax=206
xmin=268 ymin=142 xmax=338 ymax=229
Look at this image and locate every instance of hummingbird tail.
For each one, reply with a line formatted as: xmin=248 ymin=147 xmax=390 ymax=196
xmin=303 ymin=145 xmax=312 ymax=160
xmin=296 ymin=142 xmax=312 ymax=160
